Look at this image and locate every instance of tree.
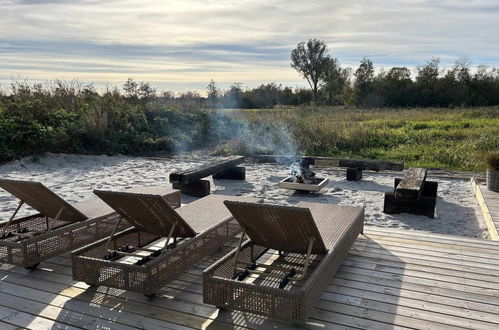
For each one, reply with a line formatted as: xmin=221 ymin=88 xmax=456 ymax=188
xmin=243 ymin=83 xmax=280 ymax=108
xmin=322 ymin=57 xmax=350 ymax=105
xmin=416 ymin=57 xmax=440 ymax=85
xmin=206 ymin=79 xmax=218 ymax=108
xmin=439 ymin=57 xmax=472 ymax=106
xmin=138 ymin=82 xmax=156 ymax=99
xmin=277 ymin=87 xmax=297 ymax=105
xmin=354 ymin=58 xmax=375 ymax=104
xmin=224 ymin=82 xmax=243 ymax=108
xmin=379 ymin=67 xmax=412 ymax=106
xmin=290 ymin=39 xmax=330 ymax=101
xmin=123 ymin=78 xmax=138 ymax=98
xmin=470 ymin=65 xmax=499 ymax=106
xmin=415 ymin=58 xmax=440 ymax=106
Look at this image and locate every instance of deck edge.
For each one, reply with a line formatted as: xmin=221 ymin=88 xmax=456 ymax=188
xmin=471 ymin=177 xmax=499 ymax=240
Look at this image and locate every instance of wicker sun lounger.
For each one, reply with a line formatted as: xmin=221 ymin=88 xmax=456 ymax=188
xmin=203 ymin=201 xmax=364 ymax=322
xmin=0 ymin=179 xmax=180 ymax=269
xmin=72 ymin=192 xmax=262 ymax=296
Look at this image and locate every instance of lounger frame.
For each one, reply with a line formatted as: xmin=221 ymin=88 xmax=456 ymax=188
xmin=72 ymin=218 xmax=241 ymax=296
xmin=0 ymin=212 xmax=129 ymax=268
xmin=203 ymin=208 xmax=363 ymax=322
xmin=0 ymin=189 xmax=181 ymax=269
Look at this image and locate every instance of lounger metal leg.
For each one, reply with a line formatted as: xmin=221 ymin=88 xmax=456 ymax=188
xmin=233 ymin=229 xmax=246 ymax=277
xmin=46 ymin=206 xmax=65 ymax=232
xmin=105 ymin=216 xmax=124 ymax=252
xmin=2 ymin=200 xmax=24 ymax=235
xmin=293 ymin=236 xmax=315 ymax=281
xmin=161 ymin=221 xmax=177 ymax=254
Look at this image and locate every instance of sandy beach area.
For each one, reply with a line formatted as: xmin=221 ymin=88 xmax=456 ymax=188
xmin=0 ymin=153 xmax=488 ymax=239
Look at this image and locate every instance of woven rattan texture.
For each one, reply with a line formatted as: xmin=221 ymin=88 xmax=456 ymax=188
xmin=203 ymin=202 xmax=364 ymax=321
xmin=0 ymin=187 xmax=180 ymax=268
xmin=94 ymin=190 xmax=193 ymax=237
xmin=72 ymin=220 xmax=241 ymax=295
xmin=0 ymin=179 xmax=87 ymax=221
xmin=0 ymin=213 xmax=127 ymax=268
xmin=72 ymin=195 xmax=260 ymax=295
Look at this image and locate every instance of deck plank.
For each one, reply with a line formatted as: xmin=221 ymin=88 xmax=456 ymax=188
xmin=1 ymin=228 xmax=499 ymax=329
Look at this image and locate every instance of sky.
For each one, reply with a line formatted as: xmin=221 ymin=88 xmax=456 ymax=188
xmin=0 ymin=0 xmax=498 ymax=93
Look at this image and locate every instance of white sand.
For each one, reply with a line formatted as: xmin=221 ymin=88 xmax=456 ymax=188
xmin=0 ymin=153 xmax=488 ymax=239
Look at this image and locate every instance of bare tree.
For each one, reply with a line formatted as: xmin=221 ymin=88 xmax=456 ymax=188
xmin=291 ymin=39 xmax=330 ymax=101
xmin=206 ymin=79 xmax=218 ymax=108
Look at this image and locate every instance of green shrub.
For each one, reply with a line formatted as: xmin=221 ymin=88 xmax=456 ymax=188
xmin=487 ymin=152 xmax=499 ymax=170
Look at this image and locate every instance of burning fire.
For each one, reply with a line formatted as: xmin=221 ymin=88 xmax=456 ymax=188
xmin=290 ymin=162 xmax=317 ymax=184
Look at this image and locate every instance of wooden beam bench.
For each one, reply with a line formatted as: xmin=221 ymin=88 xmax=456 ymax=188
xmin=383 ymin=167 xmax=438 ymax=218
xmin=169 ymin=156 xmax=245 ymax=197
xmin=256 ymin=155 xmax=404 ymax=181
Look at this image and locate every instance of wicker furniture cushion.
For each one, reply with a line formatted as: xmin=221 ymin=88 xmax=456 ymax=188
xmin=177 ymin=194 xmax=254 ymax=232
xmin=223 ymin=201 xmax=328 ymax=254
xmin=93 ymin=192 xmax=261 ymax=237
xmin=297 ymin=201 xmax=365 ymax=250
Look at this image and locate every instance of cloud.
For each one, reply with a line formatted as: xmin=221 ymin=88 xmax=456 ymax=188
xmin=0 ymin=0 xmax=498 ymax=91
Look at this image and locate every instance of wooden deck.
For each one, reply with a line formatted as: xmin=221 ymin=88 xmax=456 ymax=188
xmin=472 ymin=178 xmax=499 ymax=240
xmin=0 ymin=226 xmax=498 ymax=329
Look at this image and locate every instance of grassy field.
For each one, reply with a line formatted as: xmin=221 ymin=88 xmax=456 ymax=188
xmin=215 ymin=107 xmax=499 ymax=172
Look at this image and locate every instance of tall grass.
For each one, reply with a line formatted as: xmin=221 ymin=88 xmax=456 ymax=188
xmin=217 ymin=107 xmax=499 ymax=171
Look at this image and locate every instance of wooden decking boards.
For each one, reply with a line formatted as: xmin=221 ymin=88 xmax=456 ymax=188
xmin=472 ymin=178 xmax=499 ymax=240
xmin=0 ymin=227 xmax=498 ymax=329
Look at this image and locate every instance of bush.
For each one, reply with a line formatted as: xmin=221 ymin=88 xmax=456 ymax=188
xmin=0 ymin=81 xmax=226 ymax=162
xmin=487 ymin=152 xmax=499 ymax=170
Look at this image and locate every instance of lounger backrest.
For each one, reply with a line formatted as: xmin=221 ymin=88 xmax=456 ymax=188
xmin=94 ymin=190 xmax=196 ymax=238
xmin=0 ymin=179 xmax=88 ymax=222
xmin=224 ymin=201 xmax=328 ymax=255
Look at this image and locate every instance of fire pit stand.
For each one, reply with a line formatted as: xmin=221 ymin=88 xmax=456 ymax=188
xmin=278 ymin=176 xmax=329 ymax=193
xmin=278 ymin=162 xmax=329 ymax=193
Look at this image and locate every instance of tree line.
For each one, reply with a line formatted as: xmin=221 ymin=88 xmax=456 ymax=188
xmin=206 ymin=39 xmax=499 ymax=109
xmin=289 ymin=39 xmax=499 ymax=108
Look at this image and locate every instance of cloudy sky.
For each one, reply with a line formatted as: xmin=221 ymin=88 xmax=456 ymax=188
xmin=1 ymin=0 xmax=498 ymax=92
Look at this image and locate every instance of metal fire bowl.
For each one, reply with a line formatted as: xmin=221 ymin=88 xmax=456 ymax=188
xmin=278 ymin=176 xmax=329 ymax=192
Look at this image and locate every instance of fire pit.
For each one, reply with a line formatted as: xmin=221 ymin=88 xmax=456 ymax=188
xmin=278 ymin=163 xmax=329 ymax=192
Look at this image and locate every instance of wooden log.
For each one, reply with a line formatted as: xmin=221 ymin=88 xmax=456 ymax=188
xmin=212 ymin=166 xmax=246 ymax=180
xmin=256 ymin=155 xmax=314 ymax=166
xmin=395 ymin=167 xmax=427 ymax=200
xmin=395 ymin=178 xmax=438 ymax=198
xmin=169 ymin=156 xmax=244 ymax=185
xmin=326 ymin=158 xmax=404 ymax=171
xmin=315 ymin=158 xmax=340 ymax=167
xmin=172 ymin=180 xmax=210 ymax=197
xmin=346 ymin=168 xmax=363 ymax=181
xmin=256 ymin=155 xmax=404 ymax=171
xmin=383 ymin=192 xmax=436 ymax=218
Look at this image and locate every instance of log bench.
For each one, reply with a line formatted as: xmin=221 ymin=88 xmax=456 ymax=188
xmin=256 ymin=155 xmax=404 ymax=181
xmin=169 ymin=156 xmax=245 ymax=197
xmin=383 ymin=167 xmax=438 ymax=218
